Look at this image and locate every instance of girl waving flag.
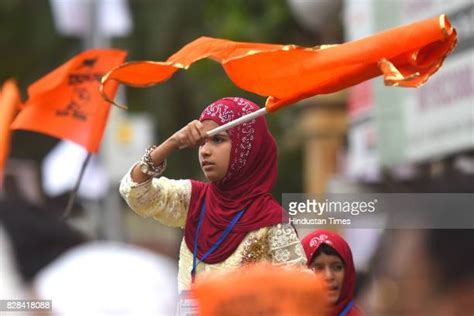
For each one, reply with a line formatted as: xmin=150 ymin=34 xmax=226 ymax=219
xmin=120 ymin=97 xmax=306 ymax=292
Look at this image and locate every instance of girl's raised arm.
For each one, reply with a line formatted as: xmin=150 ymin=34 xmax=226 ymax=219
xmin=120 ymin=120 xmax=207 ymax=228
xmin=131 ymin=120 xmax=207 ymax=183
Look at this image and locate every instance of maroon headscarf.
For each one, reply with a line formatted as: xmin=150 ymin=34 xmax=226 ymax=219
xmin=184 ymin=97 xmax=284 ymax=264
xmin=301 ymin=230 xmax=361 ymax=316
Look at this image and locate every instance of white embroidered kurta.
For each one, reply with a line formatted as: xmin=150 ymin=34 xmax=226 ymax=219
xmin=120 ymin=171 xmax=307 ymax=292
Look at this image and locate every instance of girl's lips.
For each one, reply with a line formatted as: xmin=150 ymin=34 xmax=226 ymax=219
xmin=202 ymin=164 xmax=215 ymax=170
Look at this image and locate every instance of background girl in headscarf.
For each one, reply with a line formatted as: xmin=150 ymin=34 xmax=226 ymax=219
xmin=301 ymin=229 xmax=362 ymax=316
xmin=120 ymin=97 xmax=306 ymax=293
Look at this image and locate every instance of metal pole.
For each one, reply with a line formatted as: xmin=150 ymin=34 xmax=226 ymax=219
xmin=62 ymin=153 xmax=92 ymax=219
xmin=81 ymin=0 xmax=125 ymax=240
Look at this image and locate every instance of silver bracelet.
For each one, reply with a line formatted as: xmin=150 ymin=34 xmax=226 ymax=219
xmin=138 ymin=145 xmax=167 ymax=177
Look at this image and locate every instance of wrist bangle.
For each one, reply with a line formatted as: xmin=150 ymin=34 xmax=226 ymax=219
xmin=138 ymin=145 xmax=167 ymax=177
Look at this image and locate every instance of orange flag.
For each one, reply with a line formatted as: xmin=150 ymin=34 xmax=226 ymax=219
xmin=12 ymin=49 xmax=127 ymax=153
xmin=0 ymin=79 xmax=22 ymax=186
xmin=101 ymin=15 xmax=456 ymax=112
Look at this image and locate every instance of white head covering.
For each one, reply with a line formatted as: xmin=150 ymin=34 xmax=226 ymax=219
xmin=34 ymin=242 xmax=177 ymax=316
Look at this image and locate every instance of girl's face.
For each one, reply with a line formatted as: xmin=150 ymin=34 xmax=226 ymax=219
xmin=198 ymin=120 xmax=231 ymax=182
xmin=310 ymin=253 xmax=345 ymax=304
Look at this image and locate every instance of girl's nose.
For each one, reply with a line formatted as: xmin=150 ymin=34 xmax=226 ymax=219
xmin=324 ymin=267 xmax=334 ymax=281
xmin=200 ymin=140 xmax=211 ymax=157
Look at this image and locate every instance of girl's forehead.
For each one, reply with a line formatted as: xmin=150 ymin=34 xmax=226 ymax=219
xmin=201 ymin=120 xmax=229 ymax=135
xmin=313 ymin=253 xmax=343 ymax=264
xmin=201 ymin=120 xmax=219 ymax=128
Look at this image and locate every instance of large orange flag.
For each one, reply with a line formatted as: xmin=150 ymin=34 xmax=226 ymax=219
xmin=12 ymin=49 xmax=127 ymax=153
xmin=101 ymin=15 xmax=456 ymax=112
xmin=0 ymin=79 xmax=22 ymax=187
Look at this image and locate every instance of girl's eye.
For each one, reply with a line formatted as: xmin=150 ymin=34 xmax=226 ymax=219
xmin=212 ymin=136 xmax=224 ymax=143
xmin=312 ymin=264 xmax=324 ymax=271
xmin=332 ymin=264 xmax=343 ymax=272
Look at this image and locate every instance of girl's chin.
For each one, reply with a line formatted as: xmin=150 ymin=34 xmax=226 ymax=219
xmin=203 ymin=171 xmax=222 ymax=182
xmin=328 ymin=293 xmax=340 ymax=305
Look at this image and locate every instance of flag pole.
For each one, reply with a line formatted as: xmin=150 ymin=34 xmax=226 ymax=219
xmin=208 ymin=107 xmax=268 ymax=136
xmin=61 ymin=153 xmax=92 ymax=219
xmin=179 ymin=107 xmax=268 ymax=149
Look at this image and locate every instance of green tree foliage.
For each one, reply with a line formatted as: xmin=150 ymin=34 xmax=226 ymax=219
xmin=0 ymin=0 xmax=80 ymax=160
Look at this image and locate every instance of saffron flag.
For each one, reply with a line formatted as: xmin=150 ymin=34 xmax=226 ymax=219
xmin=101 ymin=15 xmax=456 ymax=112
xmin=0 ymin=79 xmax=22 ymax=186
xmin=11 ymin=49 xmax=127 ymax=153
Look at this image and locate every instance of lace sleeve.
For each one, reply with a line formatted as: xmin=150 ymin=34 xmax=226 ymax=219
xmin=267 ymin=224 xmax=307 ymax=266
xmin=119 ymin=165 xmax=191 ymax=228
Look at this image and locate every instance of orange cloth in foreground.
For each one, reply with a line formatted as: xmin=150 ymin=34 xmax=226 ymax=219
xmin=12 ymin=49 xmax=127 ymax=152
xmin=0 ymin=80 xmax=22 ymax=186
xmin=191 ymin=264 xmax=329 ymax=316
xmin=101 ymin=15 xmax=456 ymax=112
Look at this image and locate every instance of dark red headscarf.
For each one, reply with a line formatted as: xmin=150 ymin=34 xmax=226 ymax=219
xmin=301 ymin=230 xmax=361 ymax=316
xmin=184 ymin=97 xmax=284 ymax=264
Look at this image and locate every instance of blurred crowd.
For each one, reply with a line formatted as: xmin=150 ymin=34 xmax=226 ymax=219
xmin=1 ymin=198 xmax=473 ymax=315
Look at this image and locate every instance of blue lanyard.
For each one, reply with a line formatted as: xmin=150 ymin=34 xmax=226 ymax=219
xmin=339 ymin=299 xmax=354 ymax=316
xmin=191 ymin=199 xmax=245 ymax=281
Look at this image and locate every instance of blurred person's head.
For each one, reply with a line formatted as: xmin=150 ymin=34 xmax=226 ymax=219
xmin=302 ymin=230 xmax=359 ymax=315
xmin=359 ymin=229 xmax=474 ymax=315
xmin=0 ymin=199 xmax=86 ymax=283
xmin=191 ymin=263 xmax=329 ymax=316
xmin=34 ymin=242 xmax=178 ymax=316
xmin=425 ymin=229 xmax=474 ymax=314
